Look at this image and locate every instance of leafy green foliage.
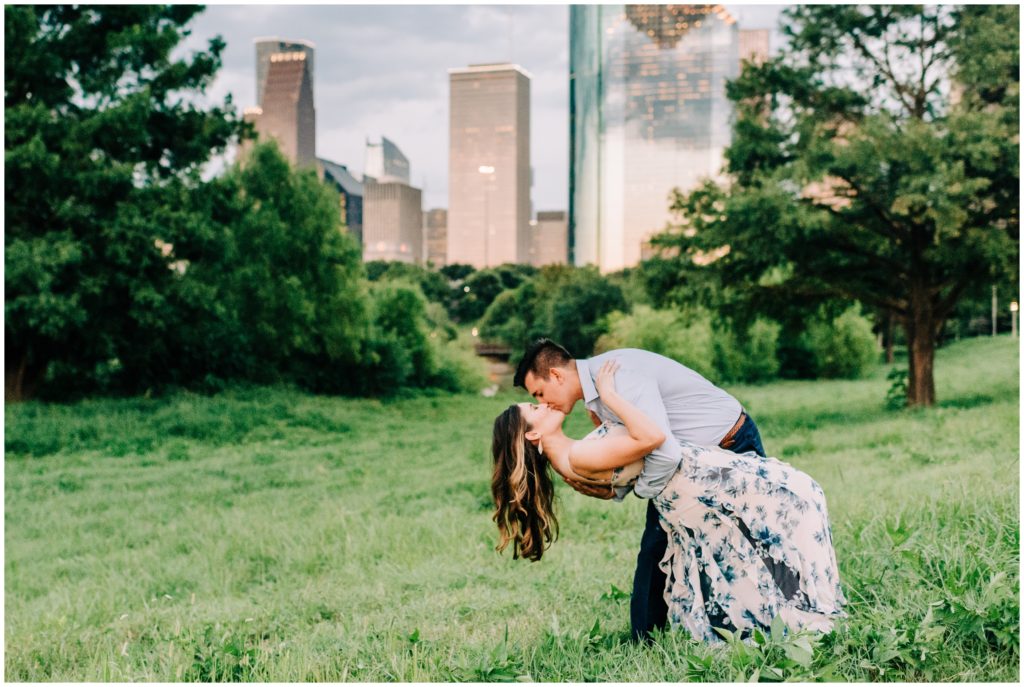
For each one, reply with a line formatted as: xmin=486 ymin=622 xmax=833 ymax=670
xmin=885 ymin=367 xmax=909 ymax=410
xmin=184 ymin=623 xmax=264 ymax=682
xmin=450 ymin=264 xmax=537 ymax=323
xmin=4 ymin=5 xmax=243 ymax=398
xmin=541 ymin=267 xmax=628 ymax=358
xmin=204 ymin=141 xmax=368 ymax=392
xmin=596 ymin=306 xmax=717 ymax=379
xmin=799 ymin=307 xmax=879 ymax=379
xmin=439 ymin=263 xmax=476 ymax=283
xmin=595 ymin=306 xmax=784 ymax=384
xmin=479 ymin=265 xmax=626 ymax=360
xmin=365 ymin=260 xmax=453 ymax=310
xmin=355 ymin=280 xmax=486 ymax=397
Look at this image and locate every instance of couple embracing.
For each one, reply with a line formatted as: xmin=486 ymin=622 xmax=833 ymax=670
xmin=491 ymin=339 xmax=846 ymax=643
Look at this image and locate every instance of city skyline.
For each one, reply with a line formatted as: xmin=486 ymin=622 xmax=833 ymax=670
xmin=178 ymin=4 xmax=785 ymax=212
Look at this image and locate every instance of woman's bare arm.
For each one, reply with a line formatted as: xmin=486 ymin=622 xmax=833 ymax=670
xmin=569 ymin=360 xmax=666 ymax=473
xmin=550 ymin=444 xmax=642 ymax=486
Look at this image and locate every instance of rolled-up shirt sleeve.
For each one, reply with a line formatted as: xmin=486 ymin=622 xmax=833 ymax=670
xmin=592 ymin=366 xmax=683 ymax=500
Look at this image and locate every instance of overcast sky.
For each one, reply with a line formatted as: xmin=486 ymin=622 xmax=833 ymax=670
xmin=180 ymin=3 xmax=786 ymax=211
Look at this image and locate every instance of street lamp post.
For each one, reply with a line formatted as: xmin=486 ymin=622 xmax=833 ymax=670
xmin=1011 ymin=301 xmax=1019 ymax=339
xmin=478 ymin=165 xmax=495 ymax=267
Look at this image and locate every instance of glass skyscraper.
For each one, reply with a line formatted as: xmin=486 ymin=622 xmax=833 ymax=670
xmin=569 ymin=5 xmax=740 ymax=271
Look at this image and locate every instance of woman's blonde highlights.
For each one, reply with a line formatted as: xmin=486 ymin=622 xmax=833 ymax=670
xmin=491 ymin=405 xmax=558 ymax=561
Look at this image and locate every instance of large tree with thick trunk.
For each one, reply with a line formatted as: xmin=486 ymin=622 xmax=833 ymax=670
xmin=652 ymin=4 xmax=1018 ymax=406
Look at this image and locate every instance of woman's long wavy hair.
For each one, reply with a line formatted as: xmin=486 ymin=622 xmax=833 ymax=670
xmin=491 ymin=404 xmax=558 ymax=561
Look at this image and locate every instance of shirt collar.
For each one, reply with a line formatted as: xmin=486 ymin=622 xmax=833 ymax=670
xmin=576 ymin=358 xmax=599 ymax=404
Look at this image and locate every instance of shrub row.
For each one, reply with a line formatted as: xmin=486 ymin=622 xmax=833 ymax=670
xmin=593 ymin=305 xmax=878 ymax=384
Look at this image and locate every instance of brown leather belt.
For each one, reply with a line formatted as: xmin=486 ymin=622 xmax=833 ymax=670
xmin=718 ymin=412 xmax=747 ymax=450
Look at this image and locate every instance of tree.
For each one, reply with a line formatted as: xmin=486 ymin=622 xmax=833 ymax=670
xmin=364 ymin=260 xmax=452 ymax=307
xmin=653 ymin=5 xmax=1018 ymax=406
xmin=479 ymin=265 xmax=627 ymax=360
xmin=439 ymin=263 xmax=476 ymax=283
xmin=449 ymin=263 xmax=537 ymax=323
xmin=212 ymin=141 xmax=367 ymax=392
xmin=5 ymin=5 xmax=242 ymax=398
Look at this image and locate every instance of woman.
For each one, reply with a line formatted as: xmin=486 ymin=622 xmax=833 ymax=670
xmin=491 ymin=360 xmax=846 ymax=642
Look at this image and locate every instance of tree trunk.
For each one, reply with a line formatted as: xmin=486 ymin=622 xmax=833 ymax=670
xmin=904 ymin=287 xmax=938 ymax=407
xmin=5 ymin=352 xmax=40 ymax=402
xmin=885 ymin=312 xmax=895 ymax=365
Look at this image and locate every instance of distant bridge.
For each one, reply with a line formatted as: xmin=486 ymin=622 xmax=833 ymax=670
xmin=474 ymin=342 xmax=511 ymax=361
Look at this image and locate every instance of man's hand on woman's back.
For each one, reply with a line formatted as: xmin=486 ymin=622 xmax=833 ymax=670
xmin=563 ymin=476 xmax=615 ymax=500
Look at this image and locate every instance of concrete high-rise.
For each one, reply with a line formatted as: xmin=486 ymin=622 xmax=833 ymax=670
xmin=448 ymin=63 xmax=531 ymax=268
xmin=364 ymin=136 xmax=411 ymax=184
xmin=739 ymin=29 xmax=770 ymax=66
xmin=250 ymin=49 xmax=316 ymax=168
xmin=528 ymin=211 xmax=569 ymax=266
xmin=255 ymin=37 xmax=315 ymax=106
xmin=363 ymin=181 xmax=424 ymax=263
xmin=424 ymin=209 xmax=448 ymax=266
xmin=570 ymin=5 xmax=750 ymax=271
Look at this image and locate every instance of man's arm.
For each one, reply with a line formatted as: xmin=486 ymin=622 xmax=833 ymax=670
xmin=562 ymin=476 xmax=615 ymax=499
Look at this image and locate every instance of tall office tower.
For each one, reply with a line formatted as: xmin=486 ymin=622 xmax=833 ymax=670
xmin=236 ymin=106 xmax=264 ymax=163
xmin=364 ymin=136 xmax=411 ymax=184
xmin=363 ymin=180 xmax=424 ymax=263
xmin=528 ymin=211 xmax=569 ymax=266
xmin=424 ymin=208 xmax=448 ymax=266
xmin=252 ymin=50 xmax=316 ymax=167
xmin=738 ymin=29 xmax=770 ymax=65
xmin=318 ymin=158 xmax=365 ymax=245
xmin=448 ymin=63 xmax=531 ymax=268
xmin=255 ymin=38 xmax=315 ymax=107
xmin=569 ymin=5 xmax=740 ymax=271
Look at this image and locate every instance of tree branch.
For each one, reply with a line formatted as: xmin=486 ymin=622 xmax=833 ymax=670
xmin=804 ymin=205 xmax=910 ymax=276
xmin=847 ymin=21 xmax=917 ymax=117
xmin=824 ymin=175 xmax=912 ymax=243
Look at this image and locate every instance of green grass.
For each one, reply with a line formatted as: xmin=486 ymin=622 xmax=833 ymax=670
xmin=5 ymin=336 xmax=1019 ymax=681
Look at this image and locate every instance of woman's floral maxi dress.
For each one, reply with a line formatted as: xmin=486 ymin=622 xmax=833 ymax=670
xmin=597 ymin=423 xmax=846 ymax=642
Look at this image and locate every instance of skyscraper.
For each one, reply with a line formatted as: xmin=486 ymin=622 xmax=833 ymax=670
xmin=318 ymin=158 xmax=364 ymax=245
xmin=448 ymin=63 xmax=531 ymax=268
xmin=364 ymin=136 xmax=411 ymax=184
xmin=738 ymin=28 xmax=770 ymax=66
xmin=248 ymin=39 xmax=316 ymax=168
xmin=254 ymin=37 xmax=315 ymax=106
xmin=528 ymin=211 xmax=569 ymax=266
xmin=363 ymin=181 xmax=423 ymax=264
xmin=361 ymin=137 xmax=423 ymax=263
xmin=569 ymin=5 xmax=744 ymax=271
xmin=424 ymin=209 xmax=448 ymax=266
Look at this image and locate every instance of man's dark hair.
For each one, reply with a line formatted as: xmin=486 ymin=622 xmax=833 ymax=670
xmin=514 ymin=338 xmax=573 ymax=389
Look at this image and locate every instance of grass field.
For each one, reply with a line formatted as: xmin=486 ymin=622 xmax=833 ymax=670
xmin=4 ymin=336 xmax=1019 ymax=681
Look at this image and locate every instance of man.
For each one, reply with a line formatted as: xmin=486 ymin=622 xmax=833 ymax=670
xmin=514 ymin=338 xmax=766 ymax=642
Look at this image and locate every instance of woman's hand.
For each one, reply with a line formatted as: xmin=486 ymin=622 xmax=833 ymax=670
xmin=594 ymin=359 xmax=620 ymax=398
